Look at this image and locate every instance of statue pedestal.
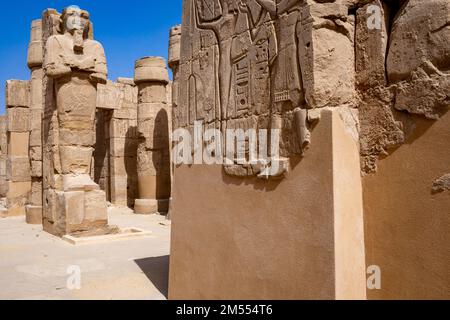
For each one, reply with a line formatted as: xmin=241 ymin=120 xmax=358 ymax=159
xmin=169 ymin=109 xmax=367 ymax=300
xmin=43 ymin=177 xmax=108 ymax=237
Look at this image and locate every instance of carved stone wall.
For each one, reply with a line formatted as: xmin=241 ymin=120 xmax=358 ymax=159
xmin=174 ymin=0 xmax=358 ymax=178
xmin=170 ymin=0 xmax=450 ymax=299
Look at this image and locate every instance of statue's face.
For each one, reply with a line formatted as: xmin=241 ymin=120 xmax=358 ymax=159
xmin=63 ymin=6 xmax=90 ymax=33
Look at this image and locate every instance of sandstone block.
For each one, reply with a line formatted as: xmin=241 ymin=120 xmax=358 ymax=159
xmin=6 ymin=80 xmax=30 ymax=108
xmin=7 ymin=108 xmax=30 ymax=132
xmin=110 ymin=118 xmax=137 ymax=138
xmin=355 ymin=0 xmax=388 ymax=89
xmin=29 ymin=68 xmax=43 ymax=109
xmin=7 ymin=132 xmax=29 ymax=156
xmin=168 ymin=25 xmax=181 ymax=69
xmin=29 ymin=109 xmax=43 ymax=131
xmin=26 ymin=205 xmax=43 ymax=225
xmin=59 ymin=146 xmax=93 ymax=175
xmin=134 ymin=57 xmax=169 ymax=84
xmin=298 ymin=17 xmax=355 ymax=108
xmin=30 ymin=179 xmax=43 ymax=206
xmin=28 ymin=42 xmax=43 ymax=69
xmin=30 ymin=146 xmax=42 ymax=161
xmin=84 ymin=189 xmax=108 ymax=222
xmin=29 ymin=129 xmax=42 ymax=147
xmin=7 ymin=157 xmax=31 ymax=182
xmin=117 ymin=77 xmax=135 ymax=86
xmin=97 ymin=82 xmax=122 ymax=110
xmin=30 ymin=161 xmax=43 ymax=177
xmin=62 ymin=191 xmax=85 ymax=226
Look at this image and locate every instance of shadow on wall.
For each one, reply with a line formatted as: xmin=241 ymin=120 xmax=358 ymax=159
xmin=125 ymin=126 xmax=139 ymax=208
xmin=94 ymin=110 xmax=111 ymax=198
xmin=134 ymin=255 xmax=170 ymax=299
xmin=153 ymin=109 xmax=171 ymax=207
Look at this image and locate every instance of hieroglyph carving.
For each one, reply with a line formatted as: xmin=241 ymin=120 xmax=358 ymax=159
xmin=177 ymin=0 xmax=325 ymax=178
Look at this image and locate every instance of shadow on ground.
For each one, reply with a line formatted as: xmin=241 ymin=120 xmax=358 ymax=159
xmin=135 ymin=255 xmax=170 ymax=298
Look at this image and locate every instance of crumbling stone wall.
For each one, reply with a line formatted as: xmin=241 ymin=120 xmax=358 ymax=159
xmin=358 ymin=0 xmax=450 ymax=173
xmin=5 ymin=80 xmax=31 ymax=217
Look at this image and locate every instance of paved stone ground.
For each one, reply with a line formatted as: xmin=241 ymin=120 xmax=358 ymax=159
xmin=0 ymin=207 xmax=171 ymax=300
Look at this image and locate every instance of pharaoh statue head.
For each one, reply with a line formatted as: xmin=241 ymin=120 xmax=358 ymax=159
xmin=60 ymin=5 xmax=91 ymax=51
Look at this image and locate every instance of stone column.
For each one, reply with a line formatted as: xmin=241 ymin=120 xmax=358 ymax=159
xmin=134 ymin=57 xmax=171 ymax=214
xmin=26 ymin=19 xmax=44 ymax=224
xmin=168 ymin=25 xmax=181 ymax=125
xmin=167 ymin=25 xmax=181 ymax=219
xmin=5 ymin=80 xmax=31 ymax=217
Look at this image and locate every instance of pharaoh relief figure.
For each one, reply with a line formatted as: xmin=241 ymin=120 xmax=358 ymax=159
xmin=190 ymin=0 xmax=308 ymax=177
xmin=44 ymin=6 xmax=107 ymax=191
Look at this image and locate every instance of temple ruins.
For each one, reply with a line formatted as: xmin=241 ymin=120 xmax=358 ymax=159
xmin=0 ymin=0 xmax=449 ymax=300
xmin=0 ymin=6 xmax=172 ymax=236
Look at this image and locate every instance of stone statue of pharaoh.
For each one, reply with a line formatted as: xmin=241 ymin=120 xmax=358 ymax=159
xmin=44 ymin=6 xmax=107 ymax=191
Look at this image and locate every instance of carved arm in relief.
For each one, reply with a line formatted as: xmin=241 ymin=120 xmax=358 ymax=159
xmin=43 ymin=35 xmax=107 ymax=84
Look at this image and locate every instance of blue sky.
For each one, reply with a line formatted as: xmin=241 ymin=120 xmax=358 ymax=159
xmin=0 ymin=0 xmax=182 ymax=113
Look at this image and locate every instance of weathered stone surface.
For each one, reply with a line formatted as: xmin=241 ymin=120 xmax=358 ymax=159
xmin=387 ymin=0 xmax=450 ymax=83
xmin=97 ymin=82 xmax=122 ymax=110
xmin=84 ymin=189 xmax=108 ymax=222
xmin=298 ymin=3 xmax=356 ymax=109
xmin=6 ymin=181 xmax=31 ymax=216
xmin=117 ymin=77 xmax=135 ymax=86
xmin=6 ymin=80 xmax=30 ymax=107
xmin=394 ymin=72 xmax=450 ymax=120
xmin=168 ymin=25 xmax=181 ymax=69
xmin=7 ymin=108 xmax=30 ymax=132
xmin=25 ymin=205 xmax=43 ymax=225
xmin=28 ymin=20 xmax=43 ymax=68
xmin=432 ymin=174 xmax=450 ymax=194
xmin=7 ymin=157 xmax=31 ymax=182
xmin=355 ymin=0 xmax=388 ymax=89
xmin=30 ymin=178 xmax=43 ymax=206
xmin=135 ymin=57 xmax=169 ymax=84
xmin=359 ymin=87 xmax=405 ymax=173
xmin=7 ymin=132 xmax=29 ymax=157
xmin=110 ymin=118 xmax=138 ymax=138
